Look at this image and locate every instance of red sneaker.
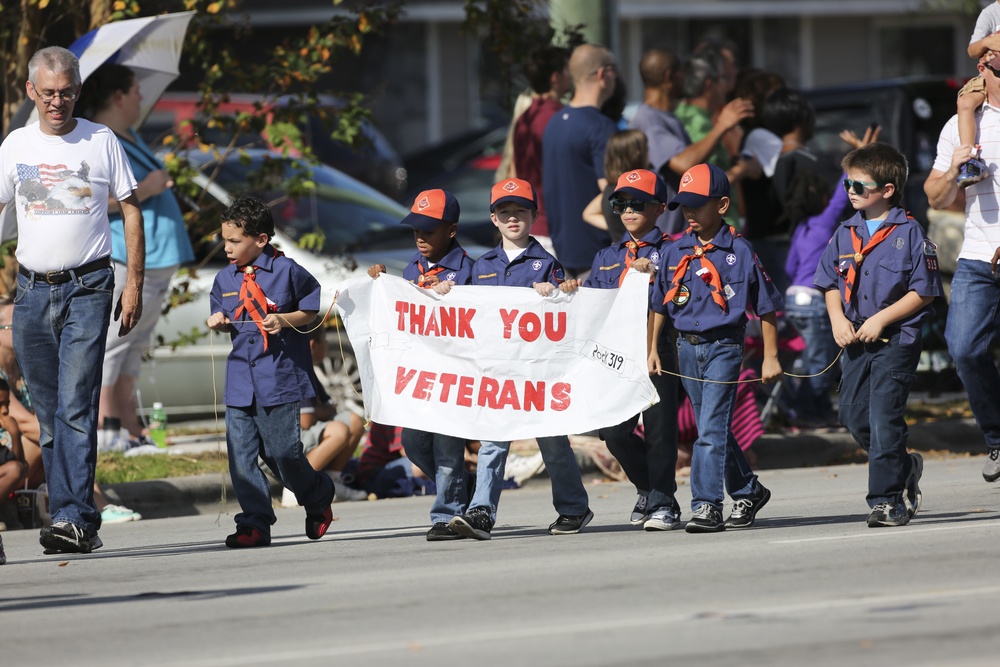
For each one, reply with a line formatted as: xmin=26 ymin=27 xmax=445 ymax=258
xmin=305 ymin=506 xmax=333 ymax=540
xmin=225 ymin=525 xmax=271 ymax=548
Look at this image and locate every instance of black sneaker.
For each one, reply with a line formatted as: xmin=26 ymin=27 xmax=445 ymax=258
xmin=549 ymin=508 xmax=594 ymax=535
xmin=225 ymin=525 xmax=272 ymax=548
xmin=685 ymin=504 xmax=725 ymax=533
xmin=449 ymin=507 xmax=494 ymax=540
xmin=725 ymin=484 xmax=771 ymax=529
xmin=426 ymin=522 xmax=465 ymax=541
xmin=867 ymin=501 xmax=910 ymax=528
xmin=39 ymin=521 xmax=103 ymax=554
xmin=983 ymin=448 xmax=1000 ymax=483
xmin=905 ymin=452 xmax=923 ymax=518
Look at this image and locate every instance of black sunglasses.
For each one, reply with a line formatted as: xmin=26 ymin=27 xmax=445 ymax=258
xmin=842 ymin=179 xmax=883 ymax=196
xmin=611 ymin=198 xmax=657 ymax=214
xmin=985 ymin=62 xmax=1000 ymax=77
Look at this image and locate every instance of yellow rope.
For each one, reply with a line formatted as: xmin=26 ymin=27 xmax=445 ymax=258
xmin=656 ymin=346 xmax=845 ymax=384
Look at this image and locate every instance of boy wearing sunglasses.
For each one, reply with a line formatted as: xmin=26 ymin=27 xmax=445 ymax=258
xmin=646 ymin=164 xmax=780 ymax=533
xmin=564 ymin=169 xmax=682 ymax=530
xmin=814 ymin=143 xmax=942 ymax=528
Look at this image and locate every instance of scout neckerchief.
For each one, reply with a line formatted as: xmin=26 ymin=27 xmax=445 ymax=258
xmin=234 ymin=250 xmax=284 ymax=352
xmin=663 ymin=226 xmax=734 ymax=312
xmin=843 ymin=222 xmax=898 ymax=304
xmin=417 ymin=261 xmax=446 ymax=286
xmin=619 ymin=239 xmax=650 ymax=287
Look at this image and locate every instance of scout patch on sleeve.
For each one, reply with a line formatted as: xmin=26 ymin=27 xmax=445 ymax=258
xmin=552 ymin=267 xmax=565 ymax=283
xmin=753 ymin=253 xmax=771 ymax=282
xmin=923 ymin=239 xmax=937 ymax=256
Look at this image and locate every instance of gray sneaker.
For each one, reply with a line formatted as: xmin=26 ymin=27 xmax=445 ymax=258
xmin=643 ymin=508 xmax=681 ymax=531
xmin=905 ymin=452 xmax=923 ymax=518
xmin=984 ymin=449 xmax=1000 ymax=483
xmin=629 ymin=494 xmax=649 ymax=526
xmin=867 ymin=501 xmax=910 ymax=528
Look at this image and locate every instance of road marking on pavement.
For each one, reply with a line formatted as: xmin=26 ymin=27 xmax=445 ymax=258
xmin=171 ymin=584 xmax=1000 ymax=666
xmin=770 ymin=519 xmax=1000 ymax=544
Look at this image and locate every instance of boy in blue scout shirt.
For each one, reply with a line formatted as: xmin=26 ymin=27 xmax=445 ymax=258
xmin=649 ymin=164 xmax=781 ymax=533
xmin=207 ymin=197 xmax=335 ymax=548
xmin=562 ymin=168 xmax=682 ymax=531
xmin=368 ymin=188 xmax=477 ymax=541
xmin=814 ymin=143 xmax=942 ymax=528
xmin=433 ymin=178 xmax=593 ymax=539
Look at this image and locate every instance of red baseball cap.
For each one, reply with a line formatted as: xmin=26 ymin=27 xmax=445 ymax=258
xmin=611 ymin=169 xmax=668 ymax=203
xmin=490 ymin=178 xmax=538 ymax=212
xmin=668 ymin=163 xmax=731 ymax=210
xmin=401 ymin=189 xmax=461 ymax=231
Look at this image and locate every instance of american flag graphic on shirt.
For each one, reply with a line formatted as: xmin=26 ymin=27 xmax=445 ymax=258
xmin=16 ymin=163 xmax=68 ymax=187
xmin=14 ymin=161 xmax=92 ymax=214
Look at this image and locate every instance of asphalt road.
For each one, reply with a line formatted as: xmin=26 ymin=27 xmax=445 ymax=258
xmin=2 ymin=455 xmax=999 ymax=667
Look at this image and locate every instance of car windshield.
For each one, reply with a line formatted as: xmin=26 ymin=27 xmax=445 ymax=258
xmin=208 ymin=157 xmax=414 ymax=255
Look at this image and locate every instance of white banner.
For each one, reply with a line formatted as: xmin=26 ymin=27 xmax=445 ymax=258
xmin=334 ymin=271 xmax=658 ymax=441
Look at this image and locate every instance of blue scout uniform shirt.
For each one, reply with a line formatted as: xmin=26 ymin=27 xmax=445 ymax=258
xmin=652 ymin=224 xmax=783 ymax=332
xmin=813 ymin=206 xmax=942 ymax=347
xmin=402 ymin=240 xmax=475 ymax=286
xmin=209 ymin=244 xmax=321 ymax=408
xmin=585 ymin=227 xmax=671 ymax=310
xmin=472 ymin=237 xmax=565 ymax=287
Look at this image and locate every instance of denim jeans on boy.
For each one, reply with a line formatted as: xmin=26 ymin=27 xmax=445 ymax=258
xmin=401 ymin=428 xmax=468 ymax=524
xmin=226 ymin=400 xmax=334 ymax=535
xmin=473 ymin=436 xmax=589 ymax=522
xmin=677 ymin=334 xmax=759 ymax=511
xmin=946 ymin=259 xmax=1000 ymax=450
xmin=599 ymin=333 xmax=679 ymax=514
xmin=13 ymin=266 xmax=114 ymax=533
xmin=839 ymin=334 xmax=920 ymax=506
xmin=785 ymin=286 xmax=840 ymax=423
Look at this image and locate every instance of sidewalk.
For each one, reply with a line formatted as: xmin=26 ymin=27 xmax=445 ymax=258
xmin=99 ymin=418 xmax=990 ymax=520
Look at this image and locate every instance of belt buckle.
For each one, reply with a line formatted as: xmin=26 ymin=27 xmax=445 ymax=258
xmin=684 ymin=333 xmax=700 ymax=345
xmin=44 ymin=270 xmax=61 ymax=284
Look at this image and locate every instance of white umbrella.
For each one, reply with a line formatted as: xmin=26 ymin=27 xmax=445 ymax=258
xmin=9 ymin=11 xmax=196 ymax=131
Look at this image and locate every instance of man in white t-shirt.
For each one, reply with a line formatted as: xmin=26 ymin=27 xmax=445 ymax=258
xmin=925 ymin=51 xmax=1000 ymax=485
xmin=0 ymin=47 xmax=144 ymax=555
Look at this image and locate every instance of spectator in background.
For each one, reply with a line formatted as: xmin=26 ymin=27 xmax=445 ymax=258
xmin=78 ymin=64 xmax=195 ymax=443
xmin=736 ymin=69 xmax=787 ymax=239
xmin=542 ymin=43 xmax=619 ymax=277
xmin=510 ymin=44 xmax=571 ymax=255
xmin=631 ymin=47 xmax=753 ymax=235
xmin=674 ymin=50 xmax=761 ymax=230
xmin=582 ymin=129 xmax=650 ymax=242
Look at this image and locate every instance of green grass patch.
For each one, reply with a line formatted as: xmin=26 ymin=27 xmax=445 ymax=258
xmin=96 ymin=451 xmax=229 ymax=484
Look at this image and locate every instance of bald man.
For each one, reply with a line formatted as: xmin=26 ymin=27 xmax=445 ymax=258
xmin=541 ymin=43 xmax=619 ymax=278
xmin=631 ymin=48 xmax=753 ymax=234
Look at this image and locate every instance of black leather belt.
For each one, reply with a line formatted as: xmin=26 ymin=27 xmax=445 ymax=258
xmin=19 ymin=257 xmax=111 ymax=285
xmin=678 ymin=327 xmax=744 ymax=345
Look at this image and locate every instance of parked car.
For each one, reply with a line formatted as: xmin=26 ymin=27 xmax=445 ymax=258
xmin=140 ymin=92 xmax=408 ymax=198
xmin=136 ymin=148 xmax=489 ymax=419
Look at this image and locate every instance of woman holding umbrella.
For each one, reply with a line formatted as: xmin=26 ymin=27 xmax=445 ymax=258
xmin=79 ymin=63 xmax=194 ymax=446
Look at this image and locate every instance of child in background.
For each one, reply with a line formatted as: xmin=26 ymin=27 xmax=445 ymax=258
xmin=568 ymin=168 xmax=681 ymax=530
xmin=0 ymin=377 xmax=27 ymax=553
xmin=650 ymin=164 xmax=780 ymax=533
xmin=582 ymin=129 xmax=651 ymax=242
xmin=814 ymin=143 xmax=942 ymax=527
xmin=368 ymin=189 xmax=476 ymax=541
xmin=208 ymin=197 xmax=335 ymax=548
xmin=955 ymin=0 xmax=1000 ymax=187
xmin=435 ymin=178 xmax=593 ymax=539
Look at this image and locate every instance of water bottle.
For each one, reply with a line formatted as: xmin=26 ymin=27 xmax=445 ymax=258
xmin=149 ymin=402 xmax=168 ymax=449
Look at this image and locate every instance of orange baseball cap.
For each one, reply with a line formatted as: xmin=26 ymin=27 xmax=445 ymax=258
xmin=667 ymin=163 xmax=730 ymax=210
xmin=490 ymin=178 xmax=538 ymax=212
xmin=611 ymin=169 xmax=667 ymax=203
xmin=400 ymin=189 xmax=461 ymax=231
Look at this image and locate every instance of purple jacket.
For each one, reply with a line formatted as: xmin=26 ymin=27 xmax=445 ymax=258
xmin=785 ymin=176 xmax=850 ymax=288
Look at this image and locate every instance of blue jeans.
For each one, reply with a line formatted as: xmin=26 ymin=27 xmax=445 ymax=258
xmin=226 ymin=400 xmax=334 ymax=535
xmin=946 ymin=259 xmax=1000 ymax=450
xmin=401 ymin=428 xmax=468 ymax=524
xmin=13 ymin=265 xmax=114 ymax=532
xmin=599 ymin=332 xmax=679 ymax=513
xmin=677 ymin=335 xmax=758 ymax=511
xmin=838 ymin=335 xmax=920 ymax=506
xmin=473 ymin=436 xmax=589 ymax=522
xmin=785 ymin=288 xmax=839 ymax=423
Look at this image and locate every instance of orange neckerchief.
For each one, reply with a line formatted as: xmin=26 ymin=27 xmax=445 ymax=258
xmin=843 ymin=224 xmax=898 ymax=304
xmin=234 ymin=265 xmax=271 ymax=351
xmin=417 ymin=262 xmax=447 ymax=287
xmin=618 ymin=239 xmax=650 ymax=287
xmin=663 ymin=229 xmax=730 ymax=312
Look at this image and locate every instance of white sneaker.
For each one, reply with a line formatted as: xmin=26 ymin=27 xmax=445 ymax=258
xmin=101 ymin=504 xmax=142 ymax=524
xmin=643 ymin=508 xmax=681 ymax=531
xmin=504 ymin=451 xmax=546 ymax=486
xmin=280 ymin=486 xmax=299 ymax=508
xmin=332 ymin=479 xmax=368 ymax=502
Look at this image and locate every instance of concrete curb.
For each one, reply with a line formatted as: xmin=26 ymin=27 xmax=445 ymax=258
xmin=99 ymin=418 xmax=988 ymax=520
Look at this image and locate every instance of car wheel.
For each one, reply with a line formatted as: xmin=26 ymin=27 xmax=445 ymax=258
xmin=314 ymin=346 xmax=364 ymax=417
